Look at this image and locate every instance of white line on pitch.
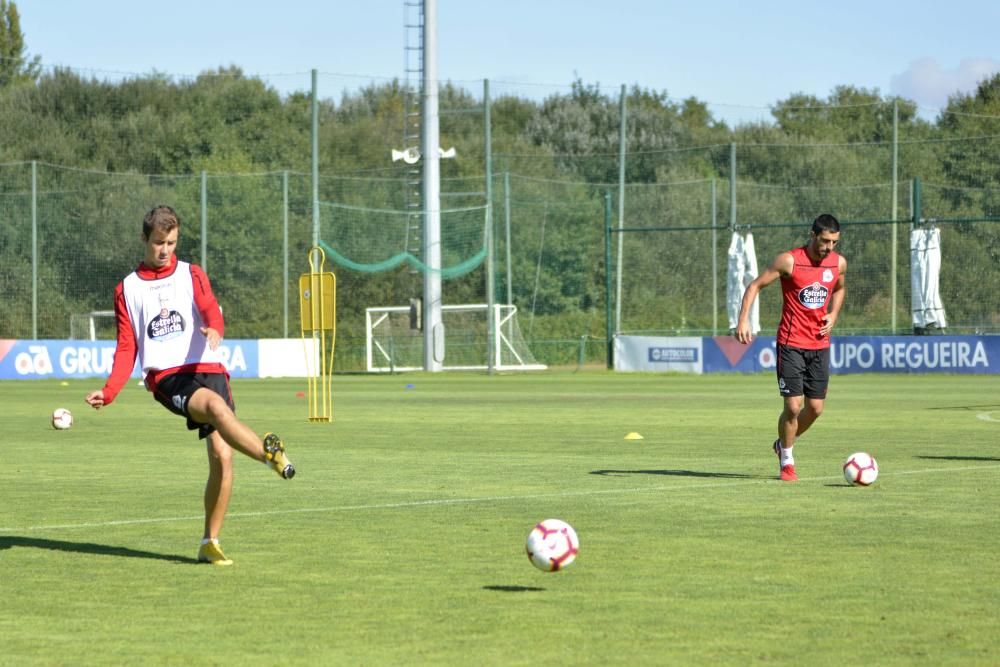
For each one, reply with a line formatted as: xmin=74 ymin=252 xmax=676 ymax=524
xmin=2 ymin=464 xmax=998 ymax=534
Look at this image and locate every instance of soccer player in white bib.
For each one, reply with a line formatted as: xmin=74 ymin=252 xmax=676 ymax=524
xmin=85 ymin=205 xmax=295 ymax=565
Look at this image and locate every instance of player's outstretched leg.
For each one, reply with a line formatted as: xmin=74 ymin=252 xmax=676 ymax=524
xmin=263 ymin=432 xmax=295 ymax=479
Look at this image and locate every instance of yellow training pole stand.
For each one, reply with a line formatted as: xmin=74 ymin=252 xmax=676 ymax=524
xmin=299 ymin=246 xmax=336 ymax=422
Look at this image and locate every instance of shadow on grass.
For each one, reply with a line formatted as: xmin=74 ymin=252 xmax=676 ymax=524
xmin=590 ymin=469 xmax=762 ymax=479
xmin=926 ymin=404 xmax=1000 ymax=410
xmin=0 ymin=535 xmax=200 ymax=564
xmin=914 ymin=455 xmax=1000 ymax=462
xmin=483 ymin=585 xmax=546 ymax=593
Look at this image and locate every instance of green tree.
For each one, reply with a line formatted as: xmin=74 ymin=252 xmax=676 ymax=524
xmin=938 ymin=73 xmax=1000 ymax=190
xmin=0 ymin=0 xmax=40 ymax=87
xmin=526 ymin=81 xmax=691 ymax=184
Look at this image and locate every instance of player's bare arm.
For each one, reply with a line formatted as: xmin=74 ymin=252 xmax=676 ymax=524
xmin=735 ymin=252 xmax=793 ymax=344
xmin=819 ymin=255 xmax=848 ymax=337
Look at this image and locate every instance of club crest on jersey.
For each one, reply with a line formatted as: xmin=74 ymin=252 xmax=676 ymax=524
xmin=797 ymin=282 xmax=829 ymax=309
xmin=148 ymin=310 xmax=186 ymax=341
xmin=822 ymin=269 xmax=834 ymax=283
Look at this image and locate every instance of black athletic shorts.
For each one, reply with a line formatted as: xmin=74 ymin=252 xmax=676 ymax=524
xmin=776 ymin=346 xmax=830 ymax=399
xmin=153 ymin=372 xmax=235 ymax=440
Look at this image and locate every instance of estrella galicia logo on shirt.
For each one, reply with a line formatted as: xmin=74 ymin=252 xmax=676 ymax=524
xmin=148 ymin=310 xmax=186 ymax=341
xmin=797 ymin=282 xmax=829 ymax=310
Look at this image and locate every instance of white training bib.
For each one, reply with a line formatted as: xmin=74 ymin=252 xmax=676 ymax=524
xmin=121 ymin=261 xmax=223 ymax=379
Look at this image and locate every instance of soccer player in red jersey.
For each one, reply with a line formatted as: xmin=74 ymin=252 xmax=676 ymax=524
xmin=735 ymin=214 xmax=847 ymax=481
xmin=85 ymin=205 xmax=295 ymax=564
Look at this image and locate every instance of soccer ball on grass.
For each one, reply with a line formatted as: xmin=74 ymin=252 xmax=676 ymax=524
xmin=843 ymin=452 xmax=878 ymax=486
xmin=525 ymin=519 xmax=579 ymax=572
xmin=52 ymin=408 xmax=74 ymax=430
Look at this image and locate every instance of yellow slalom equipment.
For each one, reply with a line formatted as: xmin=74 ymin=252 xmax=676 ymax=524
xmin=299 ymin=246 xmax=336 ymax=422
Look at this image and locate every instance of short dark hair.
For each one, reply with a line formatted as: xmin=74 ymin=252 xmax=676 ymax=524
xmin=812 ymin=213 xmax=840 ymax=234
xmin=143 ymin=205 xmax=180 ymax=239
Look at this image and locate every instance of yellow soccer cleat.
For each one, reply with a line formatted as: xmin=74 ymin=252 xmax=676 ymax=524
xmin=197 ymin=539 xmax=234 ymax=566
xmin=263 ymin=432 xmax=295 ymax=479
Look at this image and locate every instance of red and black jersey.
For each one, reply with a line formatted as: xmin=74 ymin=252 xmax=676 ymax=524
xmin=777 ymin=246 xmax=841 ymax=350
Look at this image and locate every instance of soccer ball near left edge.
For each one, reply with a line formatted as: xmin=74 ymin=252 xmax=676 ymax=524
xmin=843 ymin=452 xmax=878 ymax=486
xmin=52 ymin=408 xmax=74 ymax=430
xmin=525 ymin=519 xmax=579 ymax=572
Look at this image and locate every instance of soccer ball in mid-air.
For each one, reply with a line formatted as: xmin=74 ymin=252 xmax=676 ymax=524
xmin=843 ymin=452 xmax=878 ymax=486
xmin=52 ymin=408 xmax=74 ymax=430
xmin=525 ymin=519 xmax=579 ymax=572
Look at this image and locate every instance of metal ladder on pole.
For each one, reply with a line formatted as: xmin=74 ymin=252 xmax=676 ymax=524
xmin=403 ymin=0 xmax=423 ymax=262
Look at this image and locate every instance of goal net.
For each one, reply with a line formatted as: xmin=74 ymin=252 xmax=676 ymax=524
xmin=365 ymin=304 xmax=546 ymax=372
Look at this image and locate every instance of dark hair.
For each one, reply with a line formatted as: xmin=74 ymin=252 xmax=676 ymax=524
xmin=143 ymin=205 xmax=180 ymax=239
xmin=811 ymin=213 xmax=840 ymax=234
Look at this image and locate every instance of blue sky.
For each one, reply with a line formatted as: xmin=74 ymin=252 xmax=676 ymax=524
xmin=17 ymin=0 xmax=1000 ymax=125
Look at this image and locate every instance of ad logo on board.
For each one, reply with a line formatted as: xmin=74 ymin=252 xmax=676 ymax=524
xmin=648 ymin=347 xmax=699 ymax=363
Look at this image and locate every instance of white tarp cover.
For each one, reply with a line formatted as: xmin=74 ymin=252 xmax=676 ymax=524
xmin=727 ymin=231 xmax=760 ymax=333
xmin=910 ymin=227 xmax=947 ymax=329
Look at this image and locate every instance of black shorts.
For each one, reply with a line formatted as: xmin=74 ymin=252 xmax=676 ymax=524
xmin=776 ymin=346 xmax=830 ymax=399
xmin=153 ymin=372 xmax=235 ymax=440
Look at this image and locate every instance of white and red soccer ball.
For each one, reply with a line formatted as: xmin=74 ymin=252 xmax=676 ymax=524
xmin=843 ymin=452 xmax=878 ymax=486
xmin=525 ymin=519 xmax=579 ymax=572
xmin=52 ymin=407 xmax=74 ymax=430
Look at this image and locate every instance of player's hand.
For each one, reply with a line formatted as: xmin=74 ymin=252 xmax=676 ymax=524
xmin=85 ymin=390 xmax=106 ymax=410
xmin=819 ymin=313 xmax=837 ymax=337
xmin=734 ymin=322 xmax=753 ymax=345
xmin=201 ymin=326 xmax=221 ymax=350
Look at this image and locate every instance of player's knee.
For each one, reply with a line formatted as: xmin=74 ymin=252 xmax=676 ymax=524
xmin=207 ymin=437 xmax=234 ymax=476
xmin=209 ymin=454 xmax=233 ymax=478
xmin=782 ymin=397 xmax=803 ymax=418
xmin=204 ymin=395 xmax=235 ymax=425
xmin=210 ymin=440 xmax=233 ymax=465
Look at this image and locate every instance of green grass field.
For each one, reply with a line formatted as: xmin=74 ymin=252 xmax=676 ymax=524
xmin=2 ymin=372 xmax=998 ymax=665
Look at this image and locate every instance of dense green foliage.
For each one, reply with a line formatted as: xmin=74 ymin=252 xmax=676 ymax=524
xmin=0 ymin=0 xmax=39 ymax=87
xmin=2 ymin=66 xmax=999 ymax=360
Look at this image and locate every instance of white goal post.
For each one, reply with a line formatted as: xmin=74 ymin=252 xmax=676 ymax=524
xmin=69 ymin=310 xmax=116 ymax=340
xmin=365 ymin=303 xmax=546 ymax=372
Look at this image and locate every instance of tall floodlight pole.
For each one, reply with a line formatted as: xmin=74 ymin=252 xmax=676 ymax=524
xmin=615 ymin=85 xmax=626 ymax=335
xmin=311 ymin=69 xmax=320 ymax=247
xmin=422 ymin=0 xmax=443 ymax=371
xmin=484 ymin=78 xmax=495 ymax=375
xmin=890 ymin=99 xmax=899 ymax=334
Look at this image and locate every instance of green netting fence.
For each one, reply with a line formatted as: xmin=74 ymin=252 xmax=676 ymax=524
xmin=2 ymin=153 xmax=999 ymax=372
xmin=317 ymin=201 xmax=487 ymax=277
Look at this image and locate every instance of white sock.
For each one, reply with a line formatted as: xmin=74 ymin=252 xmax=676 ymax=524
xmin=780 ymin=446 xmax=794 ymax=466
xmin=201 ymin=538 xmax=218 ymax=546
